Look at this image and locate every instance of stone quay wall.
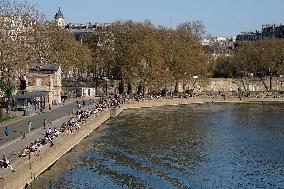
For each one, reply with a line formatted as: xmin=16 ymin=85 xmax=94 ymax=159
xmin=0 ymin=109 xmax=111 ymax=189
xmin=62 ymin=77 xmax=284 ymax=96
xmin=2 ymin=97 xmax=284 ymax=189
xmin=176 ymin=77 xmax=284 ymax=93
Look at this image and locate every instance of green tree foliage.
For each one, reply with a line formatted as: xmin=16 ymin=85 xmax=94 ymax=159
xmin=212 ymin=55 xmax=234 ymax=78
xmin=0 ymin=79 xmax=16 ymax=114
xmin=0 ymin=80 xmax=16 ymax=97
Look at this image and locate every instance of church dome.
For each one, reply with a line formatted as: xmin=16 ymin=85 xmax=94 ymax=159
xmin=54 ymin=7 xmax=64 ymax=20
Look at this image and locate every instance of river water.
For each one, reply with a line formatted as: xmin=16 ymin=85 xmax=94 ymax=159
xmin=29 ymin=103 xmax=284 ymax=189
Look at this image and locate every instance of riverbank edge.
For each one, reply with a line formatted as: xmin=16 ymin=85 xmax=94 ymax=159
xmin=1 ymin=97 xmax=284 ymax=189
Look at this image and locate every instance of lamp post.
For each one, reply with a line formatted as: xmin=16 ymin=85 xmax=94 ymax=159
xmin=104 ymin=77 xmax=109 ymax=97
xmin=171 ymin=77 xmax=175 ymax=97
xmin=106 ymin=78 xmax=108 ymax=96
xmin=192 ymin=75 xmax=198 ymax=95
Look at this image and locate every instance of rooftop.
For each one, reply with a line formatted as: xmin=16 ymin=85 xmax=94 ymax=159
xmin=29 ymin=64 xmax=60 ymax=72
xmin=54 ymin=7 xmax=64 ymax=20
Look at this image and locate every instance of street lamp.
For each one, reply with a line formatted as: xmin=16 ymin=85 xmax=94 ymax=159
xmin=104 ymin=77 xmax=109 ymax=96
xmin=192 ymin=75 xmax=198 ymax=96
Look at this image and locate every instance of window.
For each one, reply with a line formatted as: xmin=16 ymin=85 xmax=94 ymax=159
xmin=36 ymin=78 xmax=41 ymax=86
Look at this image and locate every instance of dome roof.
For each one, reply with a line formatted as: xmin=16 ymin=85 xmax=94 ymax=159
xmin=54 ymin=7 xmax=64 ymax=19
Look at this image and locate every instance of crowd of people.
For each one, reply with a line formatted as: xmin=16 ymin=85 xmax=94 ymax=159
xmin=134 ymin=93 xmax=167 ymax=101
xmin=9 ymin=95 xmax=129 ymax=165
xmin=18 ymin=127 xmax=60 ymax=157
xmin=1 ymin=91 xmax=284 ymax=175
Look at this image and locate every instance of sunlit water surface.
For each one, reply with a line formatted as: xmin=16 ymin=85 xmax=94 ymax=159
xmin=29 ymin=103 xmax=284 ymax=189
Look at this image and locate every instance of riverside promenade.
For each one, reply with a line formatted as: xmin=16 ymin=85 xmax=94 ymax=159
xmin=1 ymin=96 xmax=284 ymax=189
xmin=0 ymin=98 xmax=89 ymax=146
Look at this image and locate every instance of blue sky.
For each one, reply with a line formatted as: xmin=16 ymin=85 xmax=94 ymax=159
xmin=28 ymin=0 xmax=283 ymax=37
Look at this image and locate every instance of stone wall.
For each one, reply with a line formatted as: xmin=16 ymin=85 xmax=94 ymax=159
xmin=0 ymin=109 xmax=111 ymax=189
xmin=184 ymin=77 xmax=284 ymax=93
xmin=2 ymin=98 xmax=284 ymax=189
xmin=63 ymin=77 xmax=284 ymax=96
xmin=140 ymin=77 xmax=284 ymax=94
xmin=27 ymin=72 xmax=62 ymax=104
xmin=107 ymin=77 xmax=284 ymax=95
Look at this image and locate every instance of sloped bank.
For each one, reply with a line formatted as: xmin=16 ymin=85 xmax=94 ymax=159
xmin=0 ymin=109 xmax=111 ymax=189
xmin=1 ymin=97 xmax=284 ymax=189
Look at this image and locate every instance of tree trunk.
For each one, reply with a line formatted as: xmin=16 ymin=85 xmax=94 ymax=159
xmin=241 ymin=78 xmax=247 ymax=91
xmin=5 ymin=97 xmax=10 ymax=115
xmin=269 ymin=72 xmax=272 ymax=91
xmin=192 ymin=79 xmax=198 ymax=92
xmin=259 ymin=77 xmax=269 ymax=91
xmin=105 ymin=80 xmax=108 ymax=96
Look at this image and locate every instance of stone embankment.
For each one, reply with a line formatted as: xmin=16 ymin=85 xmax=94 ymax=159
xmin=1 ymin=97 xmax=284 ymax=189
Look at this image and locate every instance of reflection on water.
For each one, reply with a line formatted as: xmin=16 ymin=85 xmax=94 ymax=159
xmin=29 ymin=103 xmax=284 ymax=189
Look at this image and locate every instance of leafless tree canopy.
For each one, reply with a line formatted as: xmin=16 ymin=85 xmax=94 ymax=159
xmin=82 ymin=20 xmax=209 ymax=93
xmin=0 ymin=0 xmax=92 ymax=81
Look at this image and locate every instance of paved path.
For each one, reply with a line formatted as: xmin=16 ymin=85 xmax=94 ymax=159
xmin=0 ymin=98 xmax=94 ymax=146
xmin=1 ymin=96 xmax=284 ymax=175
xmin=0 ymin=98 xmax=99 ymax=177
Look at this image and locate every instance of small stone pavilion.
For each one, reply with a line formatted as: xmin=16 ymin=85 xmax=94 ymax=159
xmin=26 ymin=64 xmax=62 ymax=106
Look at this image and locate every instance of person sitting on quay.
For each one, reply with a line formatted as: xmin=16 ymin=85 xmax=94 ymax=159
xmin=77 ymin=103 xmax=82 ymax=109
xmin=19 ymin=138 xmax=47 ymax=157
xmin=0 ymin=155 xmax=15 ymax=172
xmin=53 ymin=128 xmax=61 ymax=137
xmin=19 ymin=147 xmax=30 ymax=157
xmin=17 ymin=95 xmax=129 ymax=161
xmin=47 ymin=127 xmax=52 ymax=135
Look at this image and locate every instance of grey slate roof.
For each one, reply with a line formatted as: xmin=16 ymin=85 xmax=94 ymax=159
xmin=41 ymin=64 xmax=60 ymax=71
xmin=54 ymin=8 xmax=64 ymax=19
xmin=13 ymin=91 xmax=45 ymax=99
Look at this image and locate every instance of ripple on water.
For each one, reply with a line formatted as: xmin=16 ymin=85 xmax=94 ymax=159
xmin=29 ymin=103 xmax=284 ymax=189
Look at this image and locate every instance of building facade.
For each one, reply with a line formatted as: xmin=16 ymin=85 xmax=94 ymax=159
xmin=262 ymin=24 xmax=284 ymax=38
xmin=54 ymin=7 xmax=65 ymax=27
xmin=202 ymin=37 xmax=235 ymax=57
xmin=235 ymin=31 xmax=261 ymax=47
xmin=235 ymin=24 xmax=284 ymax=47
xmin=53 ymin=9 xmax=111 ymax=43
xmin=26 ymin=64 xmax=62 ymax=105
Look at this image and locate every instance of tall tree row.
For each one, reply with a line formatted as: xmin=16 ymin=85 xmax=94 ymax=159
xmin=212 ymin=38 xmax=284 ymax=90
xmin=105 ymin=20 xmax=208 ymax=94
xmin=0 ymin=0 xmax=93 ymax=81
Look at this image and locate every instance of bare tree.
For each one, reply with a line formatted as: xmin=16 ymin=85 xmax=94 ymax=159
xmin=232 ymin=38 xmax=284 ymax=91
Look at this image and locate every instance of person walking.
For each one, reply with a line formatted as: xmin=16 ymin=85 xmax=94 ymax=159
xmin=4 ymin=126 xmax=8 ymax=138
xmin=28 ymin=121 xmax=32 ymax=133
xmin=22 ymin=132 xmax=26 ymax=140
xmin=43 ymin=117 xmax=47 ymax=129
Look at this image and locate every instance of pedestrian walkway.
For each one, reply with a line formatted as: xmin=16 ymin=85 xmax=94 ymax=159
xmin=0 ymin=97 xmax=79 ymax=128
xmin=0 ymin=98 xmax=96 ymax=146
xmin=0 ymin=98 xmax=98 ymax=174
